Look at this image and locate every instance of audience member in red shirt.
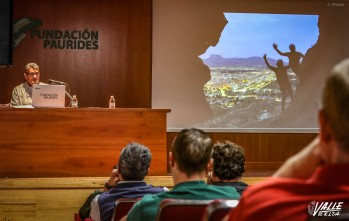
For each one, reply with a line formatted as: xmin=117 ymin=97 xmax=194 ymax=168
xmin=226 ymin=58 xmax=349 ymax=221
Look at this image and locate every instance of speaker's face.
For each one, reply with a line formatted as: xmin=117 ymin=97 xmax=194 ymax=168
xmin=24 ymin=68 xmax=40 ymax=86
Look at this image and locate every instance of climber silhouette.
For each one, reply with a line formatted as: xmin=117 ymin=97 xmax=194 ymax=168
xmin=273 ymin=43 xmax=305 ymax=87
xmin=263 ymin=54 xmax=293 ymax=113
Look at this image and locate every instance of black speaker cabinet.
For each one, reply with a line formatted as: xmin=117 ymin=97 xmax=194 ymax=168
xmin=0 ymin=0 xmax=13 ymax=66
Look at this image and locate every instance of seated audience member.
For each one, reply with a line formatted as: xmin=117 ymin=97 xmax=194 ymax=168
xmin=208 ymin=141 xmax=248 ymax=195
xmin=10 ymin=62 xmax=41 ymax=106
xmin=226 ymin=58 xmax=349 ymax=221
xmin=89 ymin=142 xmax=166 ymax=221
xmin=125 ymin=128 xmax=240 ymax=221
xmin=79 ymin=165 xmax=118 ymax=221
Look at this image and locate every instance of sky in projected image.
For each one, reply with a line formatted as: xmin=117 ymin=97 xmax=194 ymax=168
xmin=197 ymin=13 xmax=319 ymax=129
xmin=200 ymin=13 xmax=319 ymax=60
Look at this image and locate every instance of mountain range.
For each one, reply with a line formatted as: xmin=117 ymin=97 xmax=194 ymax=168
xmin=202 ymin=54 xmax=284 ymax=68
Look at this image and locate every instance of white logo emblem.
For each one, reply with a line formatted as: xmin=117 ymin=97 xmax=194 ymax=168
xmin=308 ymin=200 xmax=343 ymax=217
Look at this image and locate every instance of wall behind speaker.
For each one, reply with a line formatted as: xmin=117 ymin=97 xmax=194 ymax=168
xmin=0 ymin=0 xmax=13 ymax=66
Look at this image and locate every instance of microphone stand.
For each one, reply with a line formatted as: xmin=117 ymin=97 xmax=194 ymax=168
xmin=65 ymin=90 xmax=73 ymax=106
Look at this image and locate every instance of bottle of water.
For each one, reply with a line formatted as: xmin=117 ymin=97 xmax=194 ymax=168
xmin=109 ymin=95 xmax=116 ymax=108
xmin=71 ymin=95 xmax=78 ymax=108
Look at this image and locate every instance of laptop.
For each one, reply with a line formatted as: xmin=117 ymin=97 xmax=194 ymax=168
xmin=32 ymin=84 xmax=66 ymax=108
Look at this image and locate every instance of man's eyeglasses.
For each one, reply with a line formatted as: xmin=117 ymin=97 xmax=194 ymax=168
xmin=26 ymin=72 xmax=40 ymax=77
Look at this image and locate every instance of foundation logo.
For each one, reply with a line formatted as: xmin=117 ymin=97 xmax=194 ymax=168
xmin=14 ymin=17 xmax=99 ymax=50
xmin=14 ymin=17 xmax=42 ymax=48
xmin=308 ymin=200 xmax=343 ymax=217
xmin=40 ymin=93 xmax=58 ymax=99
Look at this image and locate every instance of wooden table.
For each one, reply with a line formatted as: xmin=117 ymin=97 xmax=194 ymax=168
xmin=0 ymin=107 xmax=170 ymax=177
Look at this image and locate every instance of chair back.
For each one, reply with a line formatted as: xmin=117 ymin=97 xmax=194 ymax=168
xmin=111 ymin=198 xmax=139 ymax=221
xmin=156 ymin=199 xmax=212 ymax=221
xmin=201 ymin=199 xmax=239 ymax=221
xmin=74 ymin=213 xmax=93 ymax=221
xmin=74 ymin=213 xmax=82 ymax=221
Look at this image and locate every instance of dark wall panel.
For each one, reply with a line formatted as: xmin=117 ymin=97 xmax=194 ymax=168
xmin=0 ymin=0 xmax=151 ymax=108
xmin=167 ymin=132 xmax=317 ymax=175
xmin=0 ymin=0 xmax=13 ymax=65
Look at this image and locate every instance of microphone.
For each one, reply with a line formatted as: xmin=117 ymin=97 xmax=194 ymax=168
xmin=48 ymin=79 xmax=73 ymax=101
xmin=48 ymin=79 xmax=67 ymax=85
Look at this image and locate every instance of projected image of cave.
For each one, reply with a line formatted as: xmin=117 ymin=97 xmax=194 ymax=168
xmin=153 ymin=0 xmax=349 ymax=131
xmin=199 ymin=13 xmax=319 ymax=129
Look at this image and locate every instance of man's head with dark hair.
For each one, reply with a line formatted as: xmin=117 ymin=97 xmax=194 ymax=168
xmin=212 ymin=141 xmax=246 ymax=180
xmin=171 ymin=128 xmax=213 ymax=177
xmin=118 ymin=142 xmax=152 ymax=181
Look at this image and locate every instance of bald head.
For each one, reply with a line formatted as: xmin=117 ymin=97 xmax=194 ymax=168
xmin=321 ymin=58 xmax=349 ymax=151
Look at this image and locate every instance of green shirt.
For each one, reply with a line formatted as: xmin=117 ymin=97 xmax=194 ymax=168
xmin=127 ymin=180 xmax=240 ymax=221
xmin=10 ymin=82 xmax=32 ymax=106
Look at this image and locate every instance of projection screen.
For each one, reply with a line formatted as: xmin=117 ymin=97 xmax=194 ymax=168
xmin=152 ymin=0 xmax=349 ymax=132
